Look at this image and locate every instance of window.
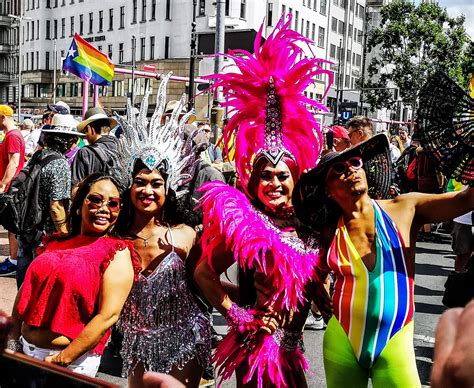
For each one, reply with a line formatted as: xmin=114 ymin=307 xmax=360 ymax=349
xmin=36 ymin=52 xmax=39 ymax=70
xmin=150 ymin=36 xmax=155 ymax=59
xmin=31 ymin=21 xmax=34 ymax=40
xmin=337 ymin=46 xmax=342 ymax=61
xmin=311 ymin=23 xmax=316 ymax=41
xmin=303 ymin=0 xmax=306 ymax=6
xmin=164 ymin=36 xmax=170 ymax=58
xmin=53 ymin=19 xmax=57 ymax=39
xmin=79 ymin=14 xmax=83 ymax=35
xmin=120 ymin=7 xmax=125 ymax=28
xmin=352 ymin=52 xmax=356 ymax=65
xmin=57 ymin=83 xmax=66 ymax=97
xmin=348 ymin=23 xmax=353 ymax=38
xmin=30 ymin=52 xmax=34 ymax=70
xmin=225 ymin=0 xmax=230 ymax=16
xmin=346 ymin=49 xmax=351 ymax=63
xmin=340 ymin=0 xmax=346 ymax=8
xmin=70 ymin=82 xmax=80 ymax=97
xmin=306 ymin=20 xmax=310 ymax=38
xmin=329 ymin=44 xmax=336 ymax=59
xmin=318 ymin=26 xmax=325 ymax=47
xmin=345 ymin=75 xmax=350 ymax=87
xmin=267 ymin=3 xmax=273 ymax=27
xmin=112 ymin=80 xmax=124 ymax=97
xmin=26 ymin=22 xmax=29 ymax=41
xmin=151 ymin=0 xmax=156 ymax=20
xmin=45 ymin=52 xmax=50 ymax=69
xmin=350 ymin=0 xmax=354 ymax=11
xmin=320 ymin=0 xmax=326 ymax=14
xmin=294 ymin=10 xmax=298 ymax=31
xmin=61 ymin=18 xmax=65 ymax=38
xmin=141 ymin=0 xmax=146 ymax=22
xmin=70 ymin=0 xmax=74 ymax=4
xmin=356 ymin=54 xmax=361 ymax=67
xmin=62 ymin=0 xmax=65 ymax=5
xmin=109 ymin=9 xmax=113 ymax=30
xmin=37 ymin=20 xmax=39 ymax=39
xmin=70 ymin=16 xmax=74 ymax=36
xmin=240 ymin=0 xmax=246 ymax=19
xmin=357 ymin=29 xmax=363 ymax=43
xmin=119 ymin=43 xmax=124 ymax=63
xmin=46 ymin=0 xmax=50 ymax=8
xmin=331 ymin=17 xmax=337 ymax=32
xmin=165 ymin=0 xmax=171 ymax=20
xmin=89 ymin=12 xmax=93 ymax=34
xmin=338 ymin=20 xmax=345 ymax=35
xmin=333 ymin=0 xmax=338 ymax=6
xmin=140 ymin=37 xmax=145 ymax=60
xmin=199 ymin=0 xmax=205 ymax=16
xmin=132 ymin=0 xmax=137 ymax=23
xmin=300 ymin=18 xmax=304 ymax=34
xmin=313 ymin=0 xmax=317 ymax=11
xmin=98 ymin=11 xmax=103 ymax=32
xmin=54 ymin=0 xmax=58 ymax=8
xmin=108 ymin=44 xmax=113 ymax=60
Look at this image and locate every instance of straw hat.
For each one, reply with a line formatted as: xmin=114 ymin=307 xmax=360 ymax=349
xmin=77 ymin=107 xmax=118 ymax=133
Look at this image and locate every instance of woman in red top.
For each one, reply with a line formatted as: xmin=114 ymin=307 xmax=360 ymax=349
xmin=8 ymin=172 xmax=140 ymax=377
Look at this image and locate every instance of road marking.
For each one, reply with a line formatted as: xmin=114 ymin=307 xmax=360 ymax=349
xmin=414 ymin=334 xmax=435 ymax=343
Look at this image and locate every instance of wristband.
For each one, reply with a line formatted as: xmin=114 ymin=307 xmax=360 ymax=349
xmin=226 ymin=303 xmax=254 ymax=334
xmin=7 ymin=338 xmax=22 ymax=352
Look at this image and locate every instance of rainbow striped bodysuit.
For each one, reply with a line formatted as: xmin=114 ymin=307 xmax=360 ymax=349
xmin=322 ymin=200 xmax=421 ymax=387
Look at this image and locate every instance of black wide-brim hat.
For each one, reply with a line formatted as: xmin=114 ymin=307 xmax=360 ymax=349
xmin=417 ymin=71 xmax=473 ymax=186
xmin=294 ymin=134 xmax=391 ymax=227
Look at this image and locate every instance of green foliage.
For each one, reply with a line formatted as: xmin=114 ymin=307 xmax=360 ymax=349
xmin=364 ymin=0 xmax=472 ymax=111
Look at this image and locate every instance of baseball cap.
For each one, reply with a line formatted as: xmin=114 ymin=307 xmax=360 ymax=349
xmin=0 ymin=105 xmax=14 ymax=117
xmin=330 ymin=125 xmax=350 ymax=140
xmin=47 ymin=104 xmax=69 ymax=115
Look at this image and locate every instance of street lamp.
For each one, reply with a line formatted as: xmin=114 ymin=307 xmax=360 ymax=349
xmin=8 ymin=13 xmax=32 ymax=122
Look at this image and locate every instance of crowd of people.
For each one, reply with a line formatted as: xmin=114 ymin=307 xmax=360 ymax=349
xmin=0 ymin=14 xmax=472 ymax=388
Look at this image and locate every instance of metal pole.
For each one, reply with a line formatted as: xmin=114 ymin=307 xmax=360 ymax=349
xmin=93 ymin=84 xmax=99 ymax=107
xmin=53 ymin=39 xmax=57 ymax=104
xmin=359 ymin=9 xmax=369 ymax=115
xmin=131 ymin=35 xmax=136 ymax=106
xmin=82 ymin=80 xmax=89 ymax=118
xmin=17 ymin=19 xmax=21 ymax=122
xmin=333 ymin=39 xmax=343 ymax=123
xmin=188 ymin=0 xmax=197 ymax=109
xmin=214 ymin=0 xmax=225 ymax=74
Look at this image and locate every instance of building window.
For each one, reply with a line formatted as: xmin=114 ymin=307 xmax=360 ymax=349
xmin=140 ymin=37 xmax=145 ymax=60
xmin=133 ymin=0 xmax=138 ymax=23
xmin=300 ymin=18 xmax=304 ymax=34
xmin=151 ymin=0 xmax=156 ymax=20
xmin=313 ymin=0 xmax=317 ymax=11
xmin=294 ymin=10 xmax=298 ymax=31
xmin=306 ymin=20 xmax=310 ymax=38
xmin=331 ymin=17 xmax=337 ymax=32
xmin=120 ymin=7 xmax=125 ymax=28
xmin=320 ymin=0 xmax=326 ymax=15
xmin=108 ymin=44 xmax=113 ymax=60
xmin=46 ymin=0 xmax=51 ymax=8
xmin=150 ymin=36 xmax=155 ymax=59
xmin=141 ymin=0 xmax=146 ymax=22
xmin=348 ymin=23 xmax=353 ymax=38
xmin=225 ymin=0 xmax=230 ymax=16
xmin=311 ymin=23 xmax=316 ymax=41
xmin=79 ymin=14 xmax=83 ymax=35
xmin=350 ymin=0 xmax=354 ymax=11
xmin=98 ymin=11 xmax=103 ymax=32
xmin=333 ymin=0 xmax=338 ymax=5
xmin=337 ymin=46 xmax=342 ymax=61
xmin=36 ymin=52 xmax=39 ymax=70
xmin=26 ymin=23 xmax=29 ymax=41
xmin=119 ymin=43 xmax=124 ymax=63
xmin=31 ymin=21 xmax=35 ymax=40
xmin=53 ymin=19 xmax=58 ymax=39
xmin=346 ymin=49 xmax=351 ymax=63
xmin=70 ymin=0 xmax=74 ymax=4
xmin=61 ymin=18 xmax=65 ymax=38
xmin=199 ymin=0 xmax=205 ymax=16
xmin=345 ymin=75 xmax=350 ymax=87
xmin=54 ymin=0 xmax=58 ymax=8
xmin=164 ymin=36 xmax=170 ymax=59
xmin=267 ymin=3 xmax=273 ymax=27
xmin=329 ymin=44 xmax=336 ymax=59
xmin=109 ymin=9 xmax=113 ymax=30
xmin=338 ymin=20 xmax=345 ymax=35
xmin=356 ymin=54 xmax=361 ymax=67
xmin=240 ymin=0 xmax=246 ymax=19
xmin=165 ymin=0 xmax=171 ymax=20
xmin=57 ymin=83 xmax=66 ymax=97
xmin=89 ymin=12 xmax=93 ymax=34
xmin=318 ymin=26 xmax=325 ymax=47
xmin=70 ymin=16 xmax=74 ymax=36
xmin=37 ymin=20 xmax=39 ymax=39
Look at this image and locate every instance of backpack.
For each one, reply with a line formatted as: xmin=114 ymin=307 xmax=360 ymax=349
xmin=89 ymin=144 xmax=116 ymax=176
xmin=0 ymin=150 xmax=61 ymax=237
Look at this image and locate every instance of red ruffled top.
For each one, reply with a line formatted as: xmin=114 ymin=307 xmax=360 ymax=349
xmin=17 ymin=234 xmax=140 ymax=355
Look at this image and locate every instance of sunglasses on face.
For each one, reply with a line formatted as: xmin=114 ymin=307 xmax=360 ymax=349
xmin=85 ymin=193 xmax=121 ymax=212
xmin=330 ymin=157 xmax=364 ymax=175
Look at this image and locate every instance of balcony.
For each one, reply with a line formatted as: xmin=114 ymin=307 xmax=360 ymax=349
xmin=0 ymin=72 xmax=13 ymax=82
xmin=0 ymin=44 xmax=13 ymax=54
xmin=0 ymin=15 xmax=14 ymax=27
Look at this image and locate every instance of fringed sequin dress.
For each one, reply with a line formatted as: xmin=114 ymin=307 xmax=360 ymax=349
xmin=118 ymin=231 xmax=211 ymax=376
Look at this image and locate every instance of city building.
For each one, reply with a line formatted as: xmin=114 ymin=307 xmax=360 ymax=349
xmin=5 ymin=0 xmax=366 ymax=124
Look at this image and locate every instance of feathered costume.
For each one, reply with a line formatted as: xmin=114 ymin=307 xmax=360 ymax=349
xmin=199 ymin=15 xmax=332 ymax=387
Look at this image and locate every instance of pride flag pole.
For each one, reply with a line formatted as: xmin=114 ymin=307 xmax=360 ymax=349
xmin=82 ymin=80 xmax=89 ymax=119
xmin=93 ymin=85 xmax=99 ymax=107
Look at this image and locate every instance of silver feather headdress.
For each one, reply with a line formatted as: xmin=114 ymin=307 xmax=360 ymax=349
xmin=114 ymin=72 xmax=196 ymax=196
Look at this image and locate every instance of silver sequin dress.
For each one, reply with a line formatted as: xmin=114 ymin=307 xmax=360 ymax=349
xmin=118 ymin=245 xmax=211 ymax=376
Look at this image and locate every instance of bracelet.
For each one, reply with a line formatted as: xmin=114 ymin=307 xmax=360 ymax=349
xmin=226 ymin=303 xmax=254 ymax=333
xmin=7 ymin=338 xmax=22 ymax=352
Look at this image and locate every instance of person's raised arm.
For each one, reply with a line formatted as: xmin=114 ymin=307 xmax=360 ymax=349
xmin=45 ymin=248 xmax=134 ymax=365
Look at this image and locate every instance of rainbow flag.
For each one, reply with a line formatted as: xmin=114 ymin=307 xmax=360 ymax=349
xmin=63 ymin=34 xmax=114 ymax=86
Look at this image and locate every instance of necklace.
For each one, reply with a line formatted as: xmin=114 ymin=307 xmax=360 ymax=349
xmin=133 ymin=221 xmax=168 ymax=247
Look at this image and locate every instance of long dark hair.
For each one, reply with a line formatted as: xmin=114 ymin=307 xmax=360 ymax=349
xmin=67 ymin=173 xmax=124 ymax=238
xmin=116 ymin=160 xmax=187 ymax=234
xmin=43 ymin=133 xmax=78 ymax=155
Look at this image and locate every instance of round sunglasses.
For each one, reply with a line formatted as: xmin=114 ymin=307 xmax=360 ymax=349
xmin=85 ymin=193 xmax=121 ymax=212
xmin=329 ymin=156 xmax=364 ymax=175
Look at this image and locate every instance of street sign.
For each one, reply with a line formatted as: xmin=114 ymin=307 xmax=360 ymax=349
xmin=340 ymin=110 xmax=353 ymax=121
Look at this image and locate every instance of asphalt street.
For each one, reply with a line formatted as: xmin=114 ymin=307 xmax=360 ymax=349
xmin=0 ymin=228 xmax=453 ymax=387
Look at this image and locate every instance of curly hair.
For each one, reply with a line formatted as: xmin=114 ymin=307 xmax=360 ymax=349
xmin=43 ymin=133 xmax=79 ymax=155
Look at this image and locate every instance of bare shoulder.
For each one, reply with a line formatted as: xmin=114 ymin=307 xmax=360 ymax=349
xmin=170 ymin=224 xmax=197 ymax=247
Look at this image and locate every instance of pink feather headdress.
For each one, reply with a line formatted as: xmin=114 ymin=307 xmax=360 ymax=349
xmin=208 ymin=14 xmax=333 ymax=196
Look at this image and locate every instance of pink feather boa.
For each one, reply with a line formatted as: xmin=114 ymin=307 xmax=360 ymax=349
xmin=199 ymin=181 xmax=322 ymax=387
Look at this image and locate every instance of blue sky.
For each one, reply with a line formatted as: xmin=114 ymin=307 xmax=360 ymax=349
xmin=435 ymin=0 xmax=473 ymax=38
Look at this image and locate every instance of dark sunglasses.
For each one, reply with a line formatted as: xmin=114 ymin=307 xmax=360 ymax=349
xmin=330 ymin=157 xmax=364 ymax=175
xmin=85 ymin=193 xmax=121 ymax=212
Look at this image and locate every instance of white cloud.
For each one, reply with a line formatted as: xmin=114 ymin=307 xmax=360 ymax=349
xmin=440 ymin=1 xmax=474 ymax=39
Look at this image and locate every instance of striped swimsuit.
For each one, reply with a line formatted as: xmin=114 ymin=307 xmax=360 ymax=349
xmin=322 ymin=200 xmax=420 ymax=387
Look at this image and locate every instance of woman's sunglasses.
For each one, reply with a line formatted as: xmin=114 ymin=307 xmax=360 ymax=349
xmin=329 ymin=156 xmax=364 ymax=175
xmin=85 ymin=193 xmax=121 ymax=212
